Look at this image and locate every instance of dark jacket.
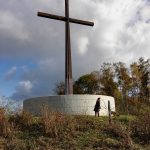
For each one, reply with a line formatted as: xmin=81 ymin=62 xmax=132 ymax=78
xmin=94 ymin=100 xmax=100 ymax=112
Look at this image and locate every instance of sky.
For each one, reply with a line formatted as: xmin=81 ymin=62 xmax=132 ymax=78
xmin=0 ymin=0 xmax=150 ymax=101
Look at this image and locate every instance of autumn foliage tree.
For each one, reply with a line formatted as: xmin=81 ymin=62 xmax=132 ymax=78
xmin=54 ymin=57 xmax=149 ymax=115
xmin=114 ymin=62 xmax=131 ymax=113
xmin=99 ymin=63 xmax=118 ymax=97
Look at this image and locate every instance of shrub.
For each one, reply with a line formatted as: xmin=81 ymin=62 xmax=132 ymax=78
xmin=138 ymin=104 xmax=150 ymax=115
xmin=20 ymin=111 xmax=33 ymax=127
xmin=8 ymin=111 xmax=33 ymax=130
xmin=102 ymin=122 xmax=133 ymax=149
xmin=75 ymin=116 xmax=103 ymax=132
xmin=4 ymin=138 xmax=38 ymax=150
xmin=0 ymin=108 xmax=6 ymax=136
xmin=0 ymin=107 xmax=5 ymax=124
xmin=0 ymin=108 xmax=12 ymax=137
xmin=40 ymin=106 xmax=76 ymax=139
xmin=130 ymin=113 xmax=150 ymax=144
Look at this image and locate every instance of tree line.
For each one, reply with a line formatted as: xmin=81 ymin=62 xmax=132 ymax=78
xmin=54 ymin=57 xmax=150 ymax=114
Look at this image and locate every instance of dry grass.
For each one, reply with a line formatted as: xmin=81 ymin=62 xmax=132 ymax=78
xmin=0 ymin=107 xmax=12 ymax=137
xmin=40 ymin=106 xmax=76 ymax=139
xmin=130 ymin=113 xmax=150 ymax=144
xmin=0 ymin=106 xmax=150 ymax=150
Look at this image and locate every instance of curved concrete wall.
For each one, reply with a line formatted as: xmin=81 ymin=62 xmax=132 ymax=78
xmin=23 ymin=95 xmax=115 ymax=116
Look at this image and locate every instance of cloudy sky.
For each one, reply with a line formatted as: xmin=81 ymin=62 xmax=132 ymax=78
xmin=0 ymin=0 xmax=150 ymax=101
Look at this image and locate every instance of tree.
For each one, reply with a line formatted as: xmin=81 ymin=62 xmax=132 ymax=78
xmin=100 ymin=63 xmax=118 ymax=97
xmin=138 ymin=57 xmax=150 ymax=103
xmin=53 ymin=58 xmax=149 ymax=115
xmin=53 ymin=82 xmax=65 ymax=95
xmin=114 ymin=62 xmax=131 ymax=113
xmin=130 ymin=62 xmax=141 ymax=98
xmin=54 ymin=73 xmax=99 ymax=95
xmin=74 ymin=73 xmax=99 ymax=94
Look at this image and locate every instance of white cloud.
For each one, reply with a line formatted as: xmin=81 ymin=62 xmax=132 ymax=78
xmin=0 ymin=11 xmax=30 ymax=40
xmin=16 ymin=81 xmax=33 ymax=93
xmin=90 ymin=0 xmax=150 ymax=62
xmin=5 ymin=66 xmax=17 ymax=80
xmin=140 ymin=4 xmax=150 ymax=22
xmin=77 ymin=37 xmax=89 ymax=55
xmin=11 ymin=80 xmax=34 ymax=100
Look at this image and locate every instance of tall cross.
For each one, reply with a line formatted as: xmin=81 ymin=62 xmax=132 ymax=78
xmin=38 ymin=0 xmax=94 ymax=94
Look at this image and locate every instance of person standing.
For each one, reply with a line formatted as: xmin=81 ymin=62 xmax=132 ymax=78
xmin=94 ymin=97 xmax=101 ymax=117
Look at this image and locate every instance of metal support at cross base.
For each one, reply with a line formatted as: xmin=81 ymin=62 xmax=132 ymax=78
xmin=37 ymin=0 xmax=94 ymax=94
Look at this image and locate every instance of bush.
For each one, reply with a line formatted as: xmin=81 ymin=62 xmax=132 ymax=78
xmin=0 ymin=108 xmax=12 ymax=137
xmin=138 ymin=104 xmax=150 ymax=115
xmin=40 ymin=106 xmax=76 ymax=139
xmin=75 ymin=116 xmax=103 ymax=132
xmin=130 ymin=113 xmax=150 ymax=144
xmin=4 ymin=138 xmax=38 ymax=150
xmin=8 ymin=111 xmax=33 ymax=130
xmin=0 ymin=108 xmax=6 ymax=136
xmin=102 ymin=123 xmax=133 ymax=149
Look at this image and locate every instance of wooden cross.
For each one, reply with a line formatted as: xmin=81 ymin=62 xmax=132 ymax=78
xmin=37 ymin=0 xmax=94 ymax=94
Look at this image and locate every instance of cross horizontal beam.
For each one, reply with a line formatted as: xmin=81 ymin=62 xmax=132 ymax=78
xmin=38 ymin=12 xmax=94 ymax=26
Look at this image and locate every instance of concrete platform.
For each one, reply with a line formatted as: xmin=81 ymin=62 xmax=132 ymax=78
xmin=23 ymin=95 xmax=115 ymax=116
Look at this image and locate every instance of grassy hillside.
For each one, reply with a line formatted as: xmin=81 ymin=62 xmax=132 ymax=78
xmin=0 ymin=107 xmax=150 ymax=150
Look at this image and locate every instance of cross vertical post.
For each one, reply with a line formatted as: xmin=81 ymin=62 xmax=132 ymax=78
xmin=65 ymin=0 xmax=73 ymax=94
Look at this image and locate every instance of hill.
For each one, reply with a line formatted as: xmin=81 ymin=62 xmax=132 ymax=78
xmin=0 ymin=107 xmax=150 ymax=150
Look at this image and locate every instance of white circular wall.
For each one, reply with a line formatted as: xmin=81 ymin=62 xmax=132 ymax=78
xmin=23 ymin=95 xmax=115 ymax=116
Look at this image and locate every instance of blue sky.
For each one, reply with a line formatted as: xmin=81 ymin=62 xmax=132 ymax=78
xmin=0 ymin=59 xmax=37 ymax=96
xmin=0 ymin=0 xmax=150 ymax=102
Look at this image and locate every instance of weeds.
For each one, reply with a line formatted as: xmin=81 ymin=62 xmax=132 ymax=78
xmin=0 ymin=107 xmax=5 ymax=136
xmin=40 ymin=106 xmax=76 ymax=139
xmin=8 ymin=111 xmax=33 ymax=131
xmin=0 ymin=106 xmax=150 ymax=150
xmin=102 ymin=122 xmax=133 ymax=149
xmin=130 ymin=113 xmax=150 ymax=144
xmin=0 ymin=107 xmax=12 ymax=137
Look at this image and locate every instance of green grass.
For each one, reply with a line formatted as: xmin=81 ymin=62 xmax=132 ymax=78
xmin=113 ymin=115 xmax=136 ymax=125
